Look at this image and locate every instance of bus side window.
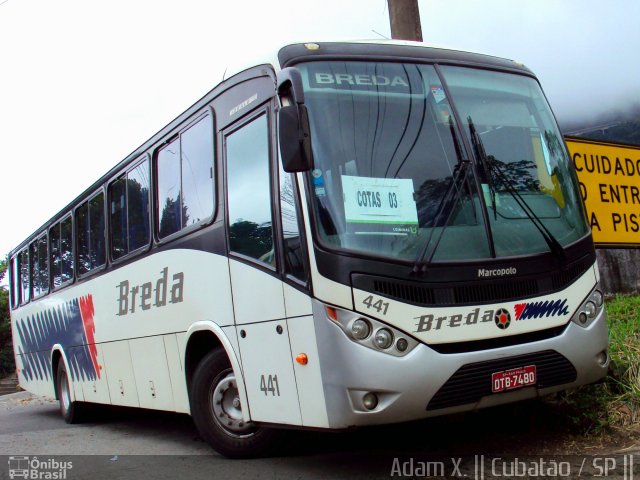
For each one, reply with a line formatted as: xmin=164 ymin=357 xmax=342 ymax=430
xmin=157 ymin=114 xmax=214 ymax=240
xmin=76 ymin=192 xmax=106 ymax=275
xmin=29 ymin=241 xmax=39 ymax=298
xmin=30 ymin=235 xmax=49 ymax=298
xmin=278 ymin=162 xmax=306 ymax=282
xmin=226 ymin=113 xmax=275 ymax=265
xmin=127 ymin=160 xmax=150 ymax=251
xmin=9 ymin=256 xmax=19 ymax=308
xmin=50 ymin=215 xmax=74 ymax=288
xmin=60 ymin=216 xmax=74 ymax=283
xmin=157 ymin=138 xmax=181 ymax=238
xmin=50 ymin=223 xmax=61 ymax=288
xmin=19 ymin=249 xmax=30 ymax=305
xmin=110 ymin=176 xmax=127 ymax=260
xmin=110 ymin=159 xmax=151 ymax=260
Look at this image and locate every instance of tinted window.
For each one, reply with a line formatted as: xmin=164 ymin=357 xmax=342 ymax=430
xmin=110 ymin=177 xmax=127 ymax=259
xmin=76 ymin=192 xmax=106 ymax=275
xmin=29 ymin=241 xmax=40 ymax=297
xmin=90 ymin=194 xmax=106 ymax=268
xmin=110 ymin=159 xmax=150 ymax=259
xmin=50 ymin=224 xmax=61 ymax=287
xmin=157 ymin=114 xmax=214 ymax=239
xmin=127 ymin=160 xmax=150 ymax=251
xmin=10 ymin=256 xmax=19 ymax=308
xmin=181 ymin=115 xmax=214 ymax=226
xmin=50 ymin=216 xmax=74 ymax=288
xmin=30 ymin=235 xmax=48 ymax=297
xmin=19 ymin=249 xmax=29 ymax=305
xmin=226 ymin=114 xmax=274 ymax=264
xmin=157 ymin=138 xmax=181 ymax=238
xmin=76 ymin=202 xmax=90 ymax=274
xmin=60 ymin=216 xmax=73 ymax=283
xmin=279 ymin=161 xmax=305 ymax=281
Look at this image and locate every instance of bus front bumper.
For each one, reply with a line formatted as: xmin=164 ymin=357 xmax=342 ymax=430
xmin=312 ymin=302 xmax=609 ymax=429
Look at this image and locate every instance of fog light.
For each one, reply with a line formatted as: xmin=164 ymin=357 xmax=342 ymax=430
xmin=596 ymin=350 xmax=609 ymax=367
xmin=362 ymin=392 xmax=378 ymax=410
xmin=351 ymin=319 xmax=371 ymax=340
xmin=578 ymin=312 xmax=588 ymax=324
xmin=592 ymin=290 xmax=604 ymax=307
xmin=374 ymin=328 xmax=394 ymax=349
xmin=396 ymin=338 xmax=408 ymax=352
xmin=585 ymin=301 xmax=597 ymax=318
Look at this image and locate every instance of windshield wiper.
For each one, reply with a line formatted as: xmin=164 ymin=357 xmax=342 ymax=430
xmin=467 ymin=116 xmax=565 ymax=260
xmin=412 ymin=118 xmax=470 ymax=274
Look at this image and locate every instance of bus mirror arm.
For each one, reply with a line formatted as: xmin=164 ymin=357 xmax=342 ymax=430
xmin=277 ymin=68 xmax=313 ymax=172
xmin=277 ymin=67 xmax=305 ymax=105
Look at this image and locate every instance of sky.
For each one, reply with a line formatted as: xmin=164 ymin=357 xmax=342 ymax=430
xmin=0 ymin=0 xmax=638 ymax=260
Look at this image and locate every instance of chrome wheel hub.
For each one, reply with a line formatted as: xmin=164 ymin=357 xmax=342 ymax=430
xmin=209 ymin=371 xmax=254 ymax=437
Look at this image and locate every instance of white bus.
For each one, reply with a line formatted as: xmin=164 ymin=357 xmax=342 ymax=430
xmin=9 ymin=41 xmax=609 ymax=458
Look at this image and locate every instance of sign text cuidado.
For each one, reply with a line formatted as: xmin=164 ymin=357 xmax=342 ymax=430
xmin=565 ymin=137 xmax=640 ymax=247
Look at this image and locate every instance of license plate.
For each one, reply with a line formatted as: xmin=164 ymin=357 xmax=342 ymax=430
xmin=491 ymin=365 xmax=536 ymax=393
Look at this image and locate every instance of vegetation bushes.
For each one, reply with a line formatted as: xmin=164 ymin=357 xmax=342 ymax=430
xmin=555 ymin=295 xmax=640 ymax=434
xmin=0 ymin=259 xmax=15 ymax=377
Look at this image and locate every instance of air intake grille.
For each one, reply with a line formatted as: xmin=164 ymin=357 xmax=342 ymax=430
xmin=354 ymin=255 xmax=593 ymax=307
xmin=373 ymin=280 xmax=436 ymax=305
xmin=426 ymin=350 xmax=577 ymax=411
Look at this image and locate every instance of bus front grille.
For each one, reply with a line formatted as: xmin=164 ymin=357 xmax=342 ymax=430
xmin=352 ymin=255 xmax=593 ymax=307
xmin=426 ymin=350 xmax=577 ymax=411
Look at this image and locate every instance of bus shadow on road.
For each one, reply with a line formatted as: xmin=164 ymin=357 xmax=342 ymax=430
xmin=60 ymin=396 xmax=577 ymax=459
xmin=287 ymin=398 xmax=573 ymax=458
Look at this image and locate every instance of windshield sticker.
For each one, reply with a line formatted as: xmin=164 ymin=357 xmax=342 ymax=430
xmin=312 ymin=169 xmax=326 ymax=196
xmin=341 ymin=175 xmax=418 ymax=232
xmin=430 ymin=85 xmax=446 ymax=103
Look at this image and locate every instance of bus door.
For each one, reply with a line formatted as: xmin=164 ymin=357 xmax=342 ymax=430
xmin=223 ymin=105 xmax=302 ymax=425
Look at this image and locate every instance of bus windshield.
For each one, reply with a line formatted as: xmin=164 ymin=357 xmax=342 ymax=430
xmin=298 ymin=61 xmax=589 ymax=262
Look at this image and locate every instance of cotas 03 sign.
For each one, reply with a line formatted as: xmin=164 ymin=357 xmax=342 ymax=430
xmin=116 ymin=267 xmax=185 ymax=316
xmin=565 ymin=137 xmax=640 ymax=247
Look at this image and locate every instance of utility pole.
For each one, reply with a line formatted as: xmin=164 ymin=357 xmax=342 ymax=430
xmin=387 ymin=0 xmax=423 ymax=41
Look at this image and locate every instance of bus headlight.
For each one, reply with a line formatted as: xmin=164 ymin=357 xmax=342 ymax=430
xmin=351 ymin=319 xmax=371 ymax=340
xmin=324 ymin=303 xmax=417 ymax=357
xmin=373 ymin=328 xmax=394 ymax=350
xmin=591 ymin=290 xmax=604 ymax=307
xmin=571 ymin=285 xmax=604 ymax=328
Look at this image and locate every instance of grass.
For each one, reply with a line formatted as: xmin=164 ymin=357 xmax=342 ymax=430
xmin=553 ymin=294 xmax=640 ymax=435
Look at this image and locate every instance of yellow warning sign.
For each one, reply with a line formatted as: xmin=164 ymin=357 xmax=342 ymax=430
xmin=565 ymin=137 xmax=640 ymax=247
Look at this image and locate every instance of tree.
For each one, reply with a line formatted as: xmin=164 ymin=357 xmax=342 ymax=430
xmin=0 ymin=258 xmax=16 ymax=376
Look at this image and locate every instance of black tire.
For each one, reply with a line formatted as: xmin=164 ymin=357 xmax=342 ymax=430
xmin=56 ymin=361 xmax=83 ymax=424
xmin=190 ymin=349 xmax=284 ymax=458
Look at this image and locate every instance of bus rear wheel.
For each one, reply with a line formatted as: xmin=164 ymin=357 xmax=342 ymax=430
xmin=190 ymin=349 xmax=282 ymax=458
xmin=56 ymin=361 xmax=83 ymax=423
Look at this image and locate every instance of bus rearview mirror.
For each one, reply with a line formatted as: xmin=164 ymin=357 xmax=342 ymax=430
xmin=278 ymin=105 xmax=313 ymax=173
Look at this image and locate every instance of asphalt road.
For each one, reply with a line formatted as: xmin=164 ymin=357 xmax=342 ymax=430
xmin=1 ymin=392 xmax=638 ymax=479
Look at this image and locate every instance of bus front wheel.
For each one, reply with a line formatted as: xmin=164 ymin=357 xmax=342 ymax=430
xmin=190 ymin=349 xmax=282 ymax=458
xmin=56 ymin=361 xmax=82 ymax=423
